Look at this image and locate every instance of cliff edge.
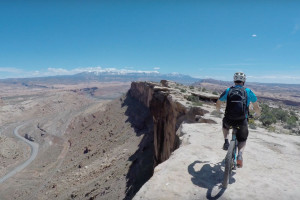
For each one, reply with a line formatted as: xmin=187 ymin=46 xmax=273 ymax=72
xmin=129 ymin=81 xmax=212 ymax=166
xmin=130 ymin=81 xmax=300 ymax=200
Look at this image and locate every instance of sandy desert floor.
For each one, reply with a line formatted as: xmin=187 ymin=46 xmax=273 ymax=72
xmin=1 ymin=81 xmax=300 ymax=200
xmin=0 ymin=81 xmax=155 ymax=200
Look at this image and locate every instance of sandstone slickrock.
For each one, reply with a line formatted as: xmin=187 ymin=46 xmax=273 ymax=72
xmin=130 ymin=80 xmax=300 ymax=200
xmin=134 ymin=112 xmax=300 ymax=200
xmin=191 ymin=92 xmax=219 ymax=102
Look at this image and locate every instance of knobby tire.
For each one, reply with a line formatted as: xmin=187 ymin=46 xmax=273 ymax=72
xmin=223 ymin=141 xmax=235 ymax=188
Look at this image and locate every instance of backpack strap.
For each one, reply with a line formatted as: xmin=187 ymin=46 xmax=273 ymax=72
xmin=226 ymin=86 xmax=235 ymax=101
xmin=240 ymin=86 xmax=249 ymax=118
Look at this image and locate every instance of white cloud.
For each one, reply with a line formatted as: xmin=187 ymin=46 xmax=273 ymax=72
xmin=247 ymin=74 xmax=300 ymax=84
xmin=194 ymin=75 xmax=227 ymax=80
xmin=124 ymin=66 xmax=134 ymax=69
xmin=219 ymin=63 xmax=254 ymax=67
xmin=251 ymin=34 xmax=257 ymax=37
xmin=153 ymin=67 xmax=160 ymax=70
xmin=275 ymin=44 xmax=283 ymax=50
xmin=73 ymin=67 xmax=103 ymax=73
xmin=192 ymin=73 xmax=300 ymax=84
xmin=48 ymin=67 xmax=70 ymax=74
xmin=0 ymin=66 xmax=161 ymax=79
xmin=43 ymin=67 xmax=160 ymax=76
xmin=33 ymin=71 xmax=40 ymax=76
xmin=0 ymin=67 xmax=23 ymax=73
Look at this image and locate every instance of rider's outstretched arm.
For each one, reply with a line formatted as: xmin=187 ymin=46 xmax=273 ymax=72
xmin=216 ymin=99 xmax=222 ymax=112
xmin=252 ymin=101 xmax=261 ymax=117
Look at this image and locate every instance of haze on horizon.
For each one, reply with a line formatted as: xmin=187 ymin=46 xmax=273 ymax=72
xmin=0 ymin=1 xmax=300 ymax=84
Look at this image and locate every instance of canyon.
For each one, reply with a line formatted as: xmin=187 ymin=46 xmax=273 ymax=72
xmin=0 ymin=79 xmax=300 ymax=199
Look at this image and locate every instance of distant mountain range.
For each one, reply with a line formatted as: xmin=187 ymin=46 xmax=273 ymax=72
xmin=2 ymin=72 xmax=300 ymax=88
xmin=196 ymin=78 xmax=300 ymax=88
xmin=195 ymin=78 xmax=300 ymax=106
xmin=0 ymin=71 xmax=199 ymax=85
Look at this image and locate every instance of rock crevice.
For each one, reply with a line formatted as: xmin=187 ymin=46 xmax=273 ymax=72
xmin=129 ymin=80 xmax=209 ymax=166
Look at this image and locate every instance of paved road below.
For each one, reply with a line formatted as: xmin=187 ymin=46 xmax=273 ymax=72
xmin=0 ymin=123 xmax=39 ymax=184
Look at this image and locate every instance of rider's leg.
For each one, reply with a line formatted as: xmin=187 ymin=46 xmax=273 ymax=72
xmin=222 ymin=118 xmax=231 ymax=150
xmin=222 ymin=128 xmax=230 ymax=150
xmin=223 ymin=128 xmax=229 ymax=140
xmin=237 ymin=142 xmax=246 ymax=168
xmin=222 ymin=118 xmax=229 ymax=151
xmin=222 ymin=118 xmax=230 ymax=140
xmin=236 ymin=121 xmax=248 ymax=168
xmin=237 ymin=119 xmax=248 ymax=154
xmin=238 ymin=141 xmax=246 ymax=154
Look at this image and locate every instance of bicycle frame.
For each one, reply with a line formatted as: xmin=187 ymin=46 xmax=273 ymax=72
xmin=231 ymin=128 xmax=238 ymax=170
xmin=222 ymin=127 xmax=239 ymax=188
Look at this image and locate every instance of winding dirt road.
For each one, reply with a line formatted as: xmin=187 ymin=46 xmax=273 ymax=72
xmin=0 ymin=123 xmax=39 ymax=184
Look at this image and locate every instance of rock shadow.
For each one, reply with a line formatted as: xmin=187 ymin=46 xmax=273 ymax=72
xmin=188 ymin=160 xmax=236 ymax=200
xmin=121 ymin=93 xmax=154 ymax=200
xmin=121 ymin=93 xmax=153 ymax=136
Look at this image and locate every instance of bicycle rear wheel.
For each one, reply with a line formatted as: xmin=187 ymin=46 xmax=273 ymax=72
xmin=222 ymin=141 xmax=235 ymax=188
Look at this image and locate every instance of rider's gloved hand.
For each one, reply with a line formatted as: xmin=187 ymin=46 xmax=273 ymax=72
xmin=217 ymin=109 xmax=225 ymax=114
xmin=253 ymin=112 xmax=260 ymax=119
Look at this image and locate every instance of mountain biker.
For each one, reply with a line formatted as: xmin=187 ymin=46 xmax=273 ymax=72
xmin=216 ymin=72 xmax=261 ymax=168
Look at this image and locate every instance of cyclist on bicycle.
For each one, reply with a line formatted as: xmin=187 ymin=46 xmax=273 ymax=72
xmin=216 ymin=72 xmax=261 ymax=168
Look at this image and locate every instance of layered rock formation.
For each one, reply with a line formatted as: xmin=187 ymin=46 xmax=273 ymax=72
xmin=191 ymin=92 xmax=219 ymax=102
xmin=131 ymin=81 xmax=300 ymax=200
xmin=129 ymin=80 xmax=209 ymax=166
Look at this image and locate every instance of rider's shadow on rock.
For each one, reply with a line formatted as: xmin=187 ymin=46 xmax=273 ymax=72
xmin=188 ymin=160 xmax=235 ymax=200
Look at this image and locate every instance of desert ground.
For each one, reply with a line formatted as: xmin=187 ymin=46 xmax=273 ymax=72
xmin=0 ymin=81 xmax=154 ymax=199
xmin=134 ymin=104 xmax=300 ymax=200
xmin=1 ymin=80 xmax=300 ymax=200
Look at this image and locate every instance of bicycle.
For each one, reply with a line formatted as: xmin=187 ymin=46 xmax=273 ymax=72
xmin=222 ymin=127 xmax=238 ymax=188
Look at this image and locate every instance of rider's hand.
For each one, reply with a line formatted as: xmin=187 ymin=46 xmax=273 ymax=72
xmin=253 ymin=112 xmax=260 ymax=119
xmin=217 ymin=109 xmax=224 ymax=114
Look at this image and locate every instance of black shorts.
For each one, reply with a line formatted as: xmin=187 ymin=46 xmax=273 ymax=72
xmin=222 ymin=117 xmax=249 ymax=142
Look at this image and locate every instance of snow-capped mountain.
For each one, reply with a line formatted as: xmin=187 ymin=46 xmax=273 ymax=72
xmin=72 ymin=71 xmax=199 ymax=84
xmin=0 ymin=71 xmax=199 ymax=85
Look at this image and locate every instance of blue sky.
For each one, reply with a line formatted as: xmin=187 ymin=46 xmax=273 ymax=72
xmin=0 ymin=1 xmax=300 ymax=83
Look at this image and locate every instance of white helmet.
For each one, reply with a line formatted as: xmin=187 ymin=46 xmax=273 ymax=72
xmin=233 ymin=72 xmax=246 ymax=82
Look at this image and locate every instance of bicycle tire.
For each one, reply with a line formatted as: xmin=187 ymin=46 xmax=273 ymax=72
xmin=222 ymin=141 xmax=235 ymax=188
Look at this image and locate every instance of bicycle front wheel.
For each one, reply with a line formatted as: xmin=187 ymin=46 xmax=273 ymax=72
xmin=222 ymin=141 xmax=235 ymax=188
